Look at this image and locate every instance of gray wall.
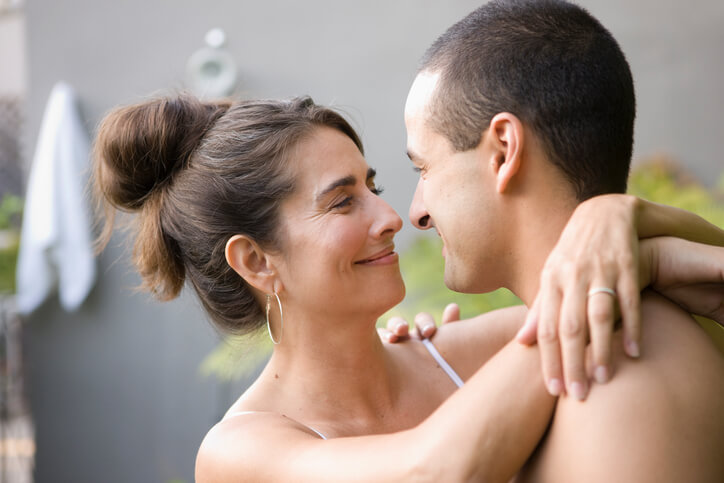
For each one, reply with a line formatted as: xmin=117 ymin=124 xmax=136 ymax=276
xmin=0 ymin=10 xmax=25 ymax=95
xmin=21 ymin=1 xmax=724 ymax=482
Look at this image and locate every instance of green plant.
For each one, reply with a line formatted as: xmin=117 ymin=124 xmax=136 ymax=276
xmin=0 ymin=194 xmax=23 ymax=294
xmin=628 ymin=157 xmax=724 ymax=227
xmin=0 ymin=194 xmax=23 ymax=230
xmin=200 ymin=159 xmax=724 ymax=381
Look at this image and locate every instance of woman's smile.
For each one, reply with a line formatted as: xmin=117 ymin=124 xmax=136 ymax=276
xmin=354 ymin=246 xmax=398 ymax=265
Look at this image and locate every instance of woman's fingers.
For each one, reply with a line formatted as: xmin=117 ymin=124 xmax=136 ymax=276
xmin=441 ymin=303 xmax=460 ymax=325
xmin=617 ymin=270 xmax=642 ymax=358
xmin=586 ymin=284 xmax=618 ymax=384
xmin=414 ymin=312 xmax=437 ymax=339
xmin=384 ymin=305 xmax=462 ymax=344
xmin=559 ymin=284 xmax=589 ymax=400
xmin=537 ymin=282 xmax=565 ymax=396
xmin=381 ymin=316 xmax=410 ymax=342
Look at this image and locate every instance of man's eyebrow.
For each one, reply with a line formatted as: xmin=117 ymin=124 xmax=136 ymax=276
xmin=316 ymin=168 xmax=376 ymax=202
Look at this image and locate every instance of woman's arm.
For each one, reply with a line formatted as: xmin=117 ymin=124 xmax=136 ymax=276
xmin=635 ymin=198 xmax=724 ymax=245
xmin=195 ymin=338 xmax=553 ymax=483
xmin=638 ymin=236 xmax=724 ymax=325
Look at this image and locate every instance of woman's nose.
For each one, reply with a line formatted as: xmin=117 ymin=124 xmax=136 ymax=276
xmin=370 ymin=195 xmax=403 ymax=239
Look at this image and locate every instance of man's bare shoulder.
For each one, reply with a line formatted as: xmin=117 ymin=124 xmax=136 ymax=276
xmin=519 ymin=291 xmax=724 ymax=483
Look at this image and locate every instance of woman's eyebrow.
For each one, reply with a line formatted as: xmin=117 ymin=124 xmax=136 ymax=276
xmin=315 ymin=168 xmax=378 ymax=202
xmin=316 ymin=175 xmax=356 ymax=201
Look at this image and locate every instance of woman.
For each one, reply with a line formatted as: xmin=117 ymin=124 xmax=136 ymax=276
xmin=93 ymin=94 xmax=724 ymax=482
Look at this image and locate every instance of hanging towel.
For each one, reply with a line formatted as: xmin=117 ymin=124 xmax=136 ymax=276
xmin=16 ymin=82 xmax=96 ymax=314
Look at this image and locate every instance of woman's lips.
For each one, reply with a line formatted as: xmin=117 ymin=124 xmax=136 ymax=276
xmin=355 ymin=248 xmax=398 ymax=265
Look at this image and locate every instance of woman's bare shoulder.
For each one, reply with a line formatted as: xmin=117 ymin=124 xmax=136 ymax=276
xmin=428 ymin=304 xmax=528 ymax=380
xmin=195 ymin=411 xmax=321 ymax=483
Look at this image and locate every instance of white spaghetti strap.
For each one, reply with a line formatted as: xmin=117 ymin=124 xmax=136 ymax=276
xmin=303 ymin=425 xmax=328 ymax=440
xmin=422 ymin=338 xmax=464 ymax=388
xmin=224 ymin=411 xmax=328 ymax=440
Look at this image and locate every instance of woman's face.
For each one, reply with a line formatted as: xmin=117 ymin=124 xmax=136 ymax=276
xmin=273 ymin=126 xmax=405 ymax=319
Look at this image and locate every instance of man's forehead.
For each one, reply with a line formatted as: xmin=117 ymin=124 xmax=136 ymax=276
xmin=405 ymin=71 xmax=440 ymax=120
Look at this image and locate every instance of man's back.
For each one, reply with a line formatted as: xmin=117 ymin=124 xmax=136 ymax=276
xmin=518 ymin=291 xmax=724 ymax=482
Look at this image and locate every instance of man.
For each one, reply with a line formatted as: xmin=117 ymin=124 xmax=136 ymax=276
xmin=402 ymin=0 xmax=724 ymax=479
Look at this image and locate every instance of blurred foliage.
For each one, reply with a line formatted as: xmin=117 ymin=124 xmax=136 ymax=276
xmin=628 ymin=157 xmax=724 ymax=227
xmin=0 ymin=239 xmax=19 ymax=294
xmin=0 ymin=194 xmax=23 ymax=230
xmin=199 ymin=332 xmax=272 ymax=382
xmin=201 ymin=158 xmax=724 ymax=381
xmin=0 ymin=194 xmax=23 ymax=293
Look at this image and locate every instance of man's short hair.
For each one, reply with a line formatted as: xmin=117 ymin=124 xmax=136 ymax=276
xmin=420 ymin=0 xmax=636 ymax=200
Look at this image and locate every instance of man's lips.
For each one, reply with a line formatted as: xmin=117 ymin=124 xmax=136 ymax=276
xmin=355 ymin=246 xmax=397 ymax=264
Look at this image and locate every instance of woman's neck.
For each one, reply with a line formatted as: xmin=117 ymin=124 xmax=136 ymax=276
xmin=255 ymin=309 xmax=402 ymax=422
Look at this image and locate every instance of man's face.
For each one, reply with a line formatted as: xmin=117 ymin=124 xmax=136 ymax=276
xmin=404 ymin=72 xmax=506 ymax=293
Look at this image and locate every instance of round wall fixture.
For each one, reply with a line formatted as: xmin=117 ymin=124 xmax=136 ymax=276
xmin=186 ymin=28 xmax=238 ymax=98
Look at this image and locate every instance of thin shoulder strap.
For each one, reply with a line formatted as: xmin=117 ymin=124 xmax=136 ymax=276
xmin=421 ymin=338 xmax=464 ymax=388
xmin=224 ymin=411 xmax=328 ymax=440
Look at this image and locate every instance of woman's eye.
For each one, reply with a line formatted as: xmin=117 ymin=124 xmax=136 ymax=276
xmin=333 ymin=196 xmax=353 ymax=209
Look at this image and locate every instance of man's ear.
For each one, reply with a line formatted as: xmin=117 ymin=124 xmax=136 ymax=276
xmin=225 ymin=235 xmax=278 ymax=294
xmin=487 ymin=112 xmax=525 ymax=194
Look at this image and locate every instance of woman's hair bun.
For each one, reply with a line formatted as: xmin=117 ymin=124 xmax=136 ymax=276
xmin=93 ymin=93 xmax=230 ymax=211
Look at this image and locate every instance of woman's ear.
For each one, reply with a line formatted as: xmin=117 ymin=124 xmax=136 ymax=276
xmin=487 ymin=112 xmax=525 ymax=194
xmin=225 ymin=235 xmax=277 ymax=293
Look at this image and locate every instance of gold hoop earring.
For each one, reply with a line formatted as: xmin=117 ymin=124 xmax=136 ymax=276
xmin=266 ymin=292 xmax=283 ymax=345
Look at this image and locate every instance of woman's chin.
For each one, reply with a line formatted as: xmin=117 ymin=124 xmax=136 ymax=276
xmin=382 ymin=279 xmax=407 ymax=311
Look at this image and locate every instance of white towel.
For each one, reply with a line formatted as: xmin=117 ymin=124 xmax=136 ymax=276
xmin=16 ymin=82 xmax=96 ymax=314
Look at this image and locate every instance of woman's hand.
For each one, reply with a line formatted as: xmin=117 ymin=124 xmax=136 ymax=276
xmin=379 ymin=303 xmax=460 ymax=343
xmin=516 ymin=193 xmax=724 ymax=401
xmin=515 ymin=194 xmax=642 ymax=400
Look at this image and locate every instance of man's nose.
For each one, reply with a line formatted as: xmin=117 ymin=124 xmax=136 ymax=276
xmin=409 ymin=177 xmax=431 ymax=230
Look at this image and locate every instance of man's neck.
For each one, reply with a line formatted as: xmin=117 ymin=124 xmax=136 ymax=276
xmin=505 ymin=196 xmax=578 ymax=307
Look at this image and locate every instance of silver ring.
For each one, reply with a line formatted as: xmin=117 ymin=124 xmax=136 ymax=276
xmin=587 ymin=287 xmax=617 ymax=298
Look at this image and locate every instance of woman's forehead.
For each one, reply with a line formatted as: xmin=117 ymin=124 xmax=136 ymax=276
xmin=291 ymin=127 xmax=369 ymax=189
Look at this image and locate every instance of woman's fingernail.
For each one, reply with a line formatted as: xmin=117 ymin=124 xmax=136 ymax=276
xmin=422 ymin=325 xmax=435 ymax=336
xmin=395 ymin=321 xmax=407 ymax=332
xmin=626 ymin=340 xmax=640 ymax=358
xmin=548 ymin=378 xmax=563 ymax=396
xmin=570 ymin=381 xmax=587 ymax=401
xmin=594 ymin=365 xmax=609 ymax=384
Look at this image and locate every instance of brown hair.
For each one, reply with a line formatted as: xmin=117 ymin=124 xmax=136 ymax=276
xmin=420 ymin=0 xmax=635 ymax=200
xmin=93 ymin=94 xmax=363 ymax=334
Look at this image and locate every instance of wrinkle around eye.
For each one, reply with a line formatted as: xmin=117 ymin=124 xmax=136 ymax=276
xmin=331 ymin=195 xmax=354 ymax=210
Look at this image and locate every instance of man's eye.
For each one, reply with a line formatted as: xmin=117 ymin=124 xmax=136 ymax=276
xmin=370 ymin=185 xmax=385 ymax=195
xmin=412 ymin=167 xmax=422 ymax=174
